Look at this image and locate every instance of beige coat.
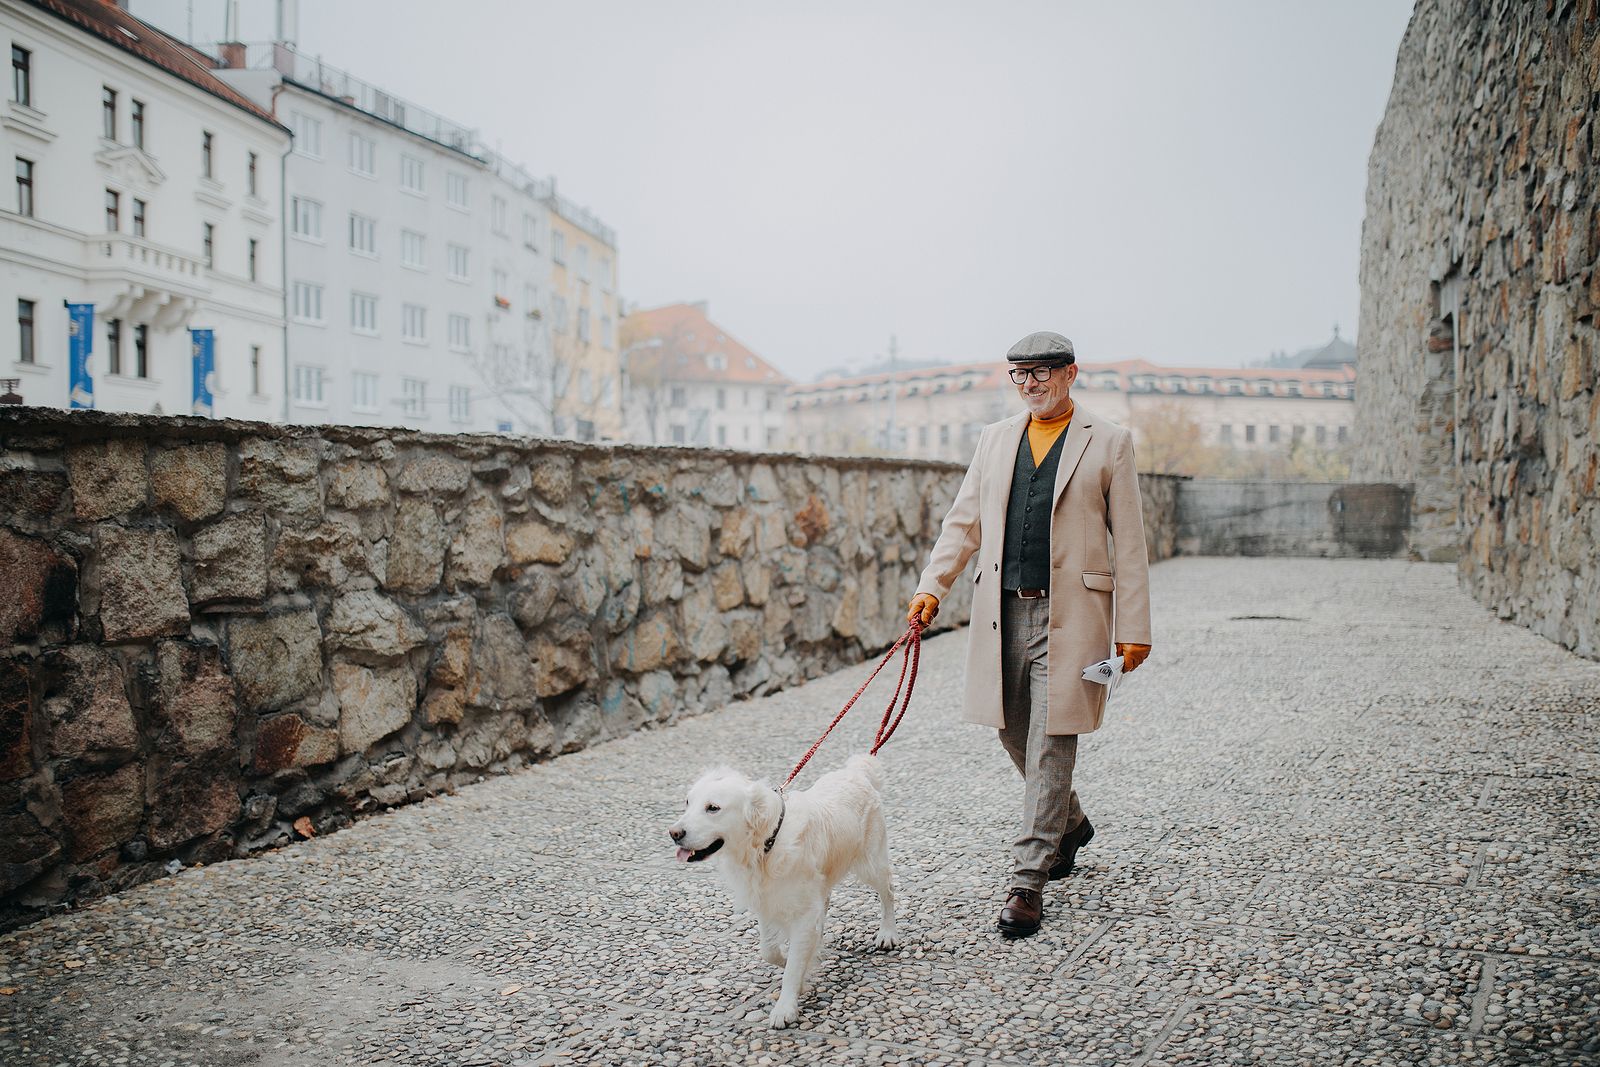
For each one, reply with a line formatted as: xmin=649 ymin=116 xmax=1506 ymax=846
xmin=915 ymin=404 xmax=1152 ymax=735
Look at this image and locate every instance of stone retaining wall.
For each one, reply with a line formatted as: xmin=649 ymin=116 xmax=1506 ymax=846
xmin=1176 ymin=481 xmax=1412 ymax=559
xmin=0 ymin=408 xmax=1179 ymax=928
xmin=1353 ymin=1 xmax=1600 ymax=657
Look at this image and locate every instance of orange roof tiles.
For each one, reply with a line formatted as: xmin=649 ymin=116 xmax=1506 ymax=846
xmin=623 ymin=304 xmax=791 ymax=385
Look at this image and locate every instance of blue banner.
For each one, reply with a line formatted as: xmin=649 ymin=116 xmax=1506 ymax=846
xmin=66 ymin=302 xmax=94 ymax=409
xmin=190 ymin=329 xmax=215 ymax=417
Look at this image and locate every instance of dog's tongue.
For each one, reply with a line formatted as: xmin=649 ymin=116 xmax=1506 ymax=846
xmin=675 ymin=847 xmax=693 ymax=862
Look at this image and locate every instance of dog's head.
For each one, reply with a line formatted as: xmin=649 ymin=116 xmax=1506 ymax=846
xmin=669 ymin=767 xmax=777 ymax=863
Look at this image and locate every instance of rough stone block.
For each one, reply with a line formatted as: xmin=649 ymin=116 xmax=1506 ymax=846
xmin=505 ymin=519 xmax=574 ymax=565
xmin=467 ymin=614 xmax=536 ymax=711
xmin=718 ymin=507 xmax=754 ymax=557
xmin=146 ymin=753 xmax=240 ymax=852
xmin=226 ymin=610 xmax=323 ymax=712
xmin=531 ymin=617 xmax=595 ymax=698
xmin=237 ymin=438 xmax=322 ymax=520
xmin=509 ymin=567 xmax=561 ymax=631
xmin=614 ymin=611 xmax=682 ymax=674
xmin=530 ymin=455 xmax=573 ymax=504
xmin=191 ymin=513 xmax=268 ymax=605
xmin=149 ymin=444 xmax=226 ymax=523
xmin=0 ymin=528 xmax=77 ymax=645
xmin=0 ymin=781 xmax=60 ymax=892
xmin=386 ymin=497 xmax=448 ymax=593
xmin=395 ymin=455 xmax=470 ymax=495
xmin=334 ymin=661 xmax=417 ymax=753
xmin=270 ymin=514 xmax=374 ymax=592
xmin=326 ymin=591 xmax=426 ymax=659
xmin=446 ymin=492 xmax=504 ymax=587
xmin=252 ymin=712 xmax=339 ymax=774
xmin=62 ymin=761 xmax=143 ymax=862
xmin=0 ymin=657 xmax=34 ymax=781
xmin=326 ymin=461 xmax=389 ymax=509
xmin=0 ymin=464 xmax=68 ymax=521
xmin=96 ymin=526 xmax=189 ymax=642
xmin=710 ymin=562 xmax=744 ymax=610
xmin=67 ymin=439 xmax=147 ymax=521
xmin=42 ymin=645 xmax=136 ymax=761
xmin=153 ymin=641 xmax=237 ymax=757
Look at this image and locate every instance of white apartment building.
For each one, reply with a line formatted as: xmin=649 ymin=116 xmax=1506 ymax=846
xmin=620 ymin=302 xmax=790 ymax=450
xmin=215 ymin=44 xmax=557 ymax=434
xmin=2 ymin=0 xmax=288 ymax=418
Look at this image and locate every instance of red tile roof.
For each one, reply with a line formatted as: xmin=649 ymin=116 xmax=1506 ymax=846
xmin=23 ymin=0 xmax=284 ymax=130
xmin=622 ymin=304 xmax=791 ymax=385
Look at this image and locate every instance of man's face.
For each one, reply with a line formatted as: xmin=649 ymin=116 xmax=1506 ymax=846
xmin=1012 ymin=361 xmax=1077 ymax=419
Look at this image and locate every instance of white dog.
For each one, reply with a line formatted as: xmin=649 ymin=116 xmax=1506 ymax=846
xmin=669 ymin=753 xmax=898 ymax=1029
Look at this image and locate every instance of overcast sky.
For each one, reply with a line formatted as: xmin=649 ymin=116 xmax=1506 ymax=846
xmin=134 ymin=1 xmax=1414 ymax=380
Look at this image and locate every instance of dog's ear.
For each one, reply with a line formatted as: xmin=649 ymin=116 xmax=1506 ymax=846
xmin=743 ymin=779 xmax=780 ymax=850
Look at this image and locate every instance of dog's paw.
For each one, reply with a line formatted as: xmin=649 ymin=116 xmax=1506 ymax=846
xmin=873 ymin=928 xmax=899 ymax=951
xmin=768 ymin=1002 xmax=799 ymax=1029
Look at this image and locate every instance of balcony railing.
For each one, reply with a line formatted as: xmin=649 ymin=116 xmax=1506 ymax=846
xmin=91 ymin=234 xmax=208 ymax=294
xmin=269 ymin=43 xmax=478 ymax=154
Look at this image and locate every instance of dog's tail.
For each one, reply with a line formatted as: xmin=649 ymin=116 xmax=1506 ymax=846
xmin=847 ymin=752 xmax=885 ymax=792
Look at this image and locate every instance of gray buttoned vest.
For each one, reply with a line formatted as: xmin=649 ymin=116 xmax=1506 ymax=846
xmin=1001 ymin=425 xmax=1068 ymax=591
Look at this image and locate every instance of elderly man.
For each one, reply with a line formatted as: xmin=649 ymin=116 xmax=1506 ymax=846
xmin=907 ymin=331 xmax=1151 ymax=938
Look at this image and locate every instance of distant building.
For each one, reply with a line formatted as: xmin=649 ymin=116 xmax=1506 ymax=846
xmin=545 ymin=194 xmax=622 ymax=441
xmin=214 ymin=43 xmax=562 ymax=434
xmin=2 ymin=0 xmax=289 ymax=417
xmin=787 ymin=362 xmax=1010 ymax=462
xmin=621 ymin=302 xmax=790 ymax=449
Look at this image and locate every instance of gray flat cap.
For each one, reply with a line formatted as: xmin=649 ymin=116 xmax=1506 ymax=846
xmin=1006 ymin=331 xmax=1075 ymax=364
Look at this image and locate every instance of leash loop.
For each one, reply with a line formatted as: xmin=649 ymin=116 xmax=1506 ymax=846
xmin=782 ymin=619 xmax=923 ymax=790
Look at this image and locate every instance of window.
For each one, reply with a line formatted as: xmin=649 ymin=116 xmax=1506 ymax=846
xmin=202 ymin=222 xmax=214 ymax=267
xmin=102 ymin=86 xmax=117 ymax=140
xmin=670 ymin=426 xmax=685 ymax=444
xmin=449 ymin=385 xmax=470 ymax=423
xmin=524 ymin=283 xmax=537 ymax=314
xmin=105 ymin=189 xmax=119 ymax=231
xmin=291 ymin=281 xmax=324 ymax=323
xmin=131 ymin=198 xmax=145 ymax=237
xmin=491 ymin=195 xmax=507 ymax=234
xmin=401 ymin=377 xmax=426 ymax=416
xmin=447 ymin=243 xmax=469 ymax=280
xmin=15 ymin=157 xmax=32 ymax=216
xmin=1315 ymin=424 xmax=1327 ymax=445
xmin=349 ymin=132 xmax=375 ymax=176
xmin=576 ymin=244 xmax=589 ymax=281
xmin=553 ymin=294 xmax=568 ymax=332
xmin=448 ymin=313 xmax=470 ymax=352
xmin=717 ymin=426 xmax=727 ymax=446
xmin=352 ymin=371 xmax=379 ymax=413
xmin=1245 ymin=424 xmax=1257 ymax=444
xmin=132 ymin=323 xmax=148 ymax=377
xmin=446 ymin=172 xmax=468 ymax=209
xmin=1269 ymin=425 xmax=1281 ymax=444
xmin=201 ymin=131 xmax=213 ymax=178
xmin=17 ymin=299 xmax=35 ymax=364
xmin=350 ymin=292 xmax=378 ymax=335
xmin=131 ymin=100 xmax=145 ymax=149
xmin=578 ymin=368 xmax=594 ymax=403
xmin=918 ymin=426 xmax=929 ymax=447
xmin=715 ymin=387 xmax=726 ymax=411
xmin=492 ymin=268 xmax=508 ymax=301
xmin=247 ymin=152 xmax=258 ymax=196
xmin=601 ymin=315 xmax=613 ymax=348
xmin=940 ymin=425 xmax=951 ymax=445
xmin=523 ymin=213 xmax=538 ymax=249
xmin=600 ymin=256 xmax=612 ymax=292
xmin=247 ymin=238 xmax=258 ymax=281
xmin=402 ymin=303 xmax=426 ymax=342
xmin=400 ymin=155 xmax=424 ymax=193
xmin=291 ymin=111 xmax=322 ymax=157
xmin=669 ymin=386 xmax=686 ymax=408
xmin=11 ymin=46 xmax=29 ymax=108
xmin=552 ymin=231 xmax=565 ymax=264
xmin=106 ymin=318 xmax=122 ymax=374
xmin=1219 ymin=424 xmax=1233 ymax=444
xmin=291 ymin=197 xmax=322 ymax=239
xmin=1337 ymin=426 xmax=1348 ymax=443
xmin=601 ymin=375 xmax=615 ymax=408
xmin=250 ymin=345 xmax=262 ymax=395
xmin=349 ymin=213 xmax=376 ymax=256
xmin=1292 ymin=424 xmax=1306 ymax=443
xmin=292 ymin=364 xmax=325 ymax=405
xmin=401 ymin=230 xmax=424 ymax=269
xmin=577 ymin=308 xmax=590 ymax=341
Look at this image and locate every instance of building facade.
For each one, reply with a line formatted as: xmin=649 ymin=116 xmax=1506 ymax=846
xmin=3 ymin=0 xmax=288 ymax=418
xmin=215 ymin=44 xmax=560 ymax=435
xmin=546 ymin=194 xmax=622 ymax=441
xmin=786 ymin=362 xmax=1010 ymax=462
xmin=622 ymin=302 xmax=790 ymax=449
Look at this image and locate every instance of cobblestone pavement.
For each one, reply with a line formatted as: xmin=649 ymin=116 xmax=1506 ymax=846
xmin=3 ymin=558 xmax=1598 ymax=1066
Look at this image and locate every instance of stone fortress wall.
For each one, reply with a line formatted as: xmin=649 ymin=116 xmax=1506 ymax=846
xmin=0 ymin=407 xmax=1180 ymax=927
xmin=1353 ymin=0 xmax=1599 ymax=658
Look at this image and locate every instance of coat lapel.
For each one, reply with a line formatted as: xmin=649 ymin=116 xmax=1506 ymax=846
xmin=987 ymin=413 xmax=1030 ymax=515
xmin=1051 ymin=404 xmax=1095 ymax=510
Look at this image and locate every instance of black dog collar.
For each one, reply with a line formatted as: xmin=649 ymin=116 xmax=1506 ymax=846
xmin=762 ymin=792 xmax=786 ymax=854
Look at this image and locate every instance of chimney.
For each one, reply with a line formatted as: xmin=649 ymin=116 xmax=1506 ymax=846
xmin=99 ymin=0 xmax=129 ymax=8
xmin=218 ymin=42 xmax=247 ymax=69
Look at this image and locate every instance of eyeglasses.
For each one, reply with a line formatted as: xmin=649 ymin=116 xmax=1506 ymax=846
xmin=1009 ymin=364 xmax=1067 ymax=384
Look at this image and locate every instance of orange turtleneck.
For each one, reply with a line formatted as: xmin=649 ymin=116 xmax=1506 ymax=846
xmin=1026 ymin=400 xmax=1074 ymax=466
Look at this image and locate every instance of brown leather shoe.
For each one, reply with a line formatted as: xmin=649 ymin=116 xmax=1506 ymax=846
xmin=997 ymin=887 xmax=1043 ymax=938
xmin=1048 ymin=816 xmax=1095 ymax=881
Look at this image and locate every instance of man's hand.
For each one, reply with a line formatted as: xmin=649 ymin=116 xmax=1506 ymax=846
xmin=907 ymin=593 xmax=939 ymax=627
xmin=1116 ymin=643 xmax=1151 ymax=673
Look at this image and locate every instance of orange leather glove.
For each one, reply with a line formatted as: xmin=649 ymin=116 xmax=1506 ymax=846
xmin=907 ymin=593 xmax=939 ymax=627
xmin=1117 ymin=643 xmax=1151 ymax=673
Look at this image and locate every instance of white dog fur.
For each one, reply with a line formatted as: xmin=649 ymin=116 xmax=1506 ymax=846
xmin=669 ymin=753 xmax=897 ymax=1029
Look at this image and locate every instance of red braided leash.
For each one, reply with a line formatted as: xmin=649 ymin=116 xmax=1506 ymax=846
xmin=782 ymin=620 xmax=923 ymax=790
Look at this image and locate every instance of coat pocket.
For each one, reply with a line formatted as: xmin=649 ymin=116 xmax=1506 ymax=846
xmin=1082 ymin=571 xmax=1115 ymax=592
